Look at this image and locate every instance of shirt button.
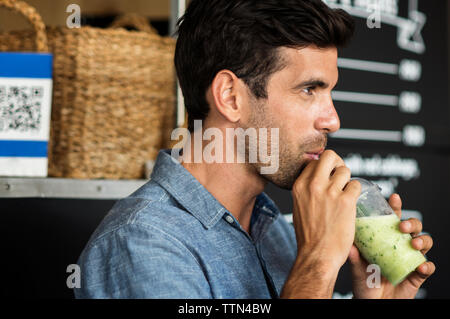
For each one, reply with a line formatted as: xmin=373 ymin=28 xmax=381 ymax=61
xmin=225 ymin=215 xmax=234 ymax=224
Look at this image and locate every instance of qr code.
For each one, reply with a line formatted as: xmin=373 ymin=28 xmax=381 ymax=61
xmin=0 ymin=85 xmax=43 ymax=132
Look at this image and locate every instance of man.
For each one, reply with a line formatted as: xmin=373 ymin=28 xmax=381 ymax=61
xmin=75 ymin=0 xmax=434 ymax=298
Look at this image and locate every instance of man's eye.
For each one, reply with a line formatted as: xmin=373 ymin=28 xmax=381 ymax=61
xmin=302 ymin=86 xmax=315 ymax=95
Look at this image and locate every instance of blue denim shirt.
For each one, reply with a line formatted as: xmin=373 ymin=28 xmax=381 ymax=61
xmin=75 ymin=150 xmax=297 ymax=298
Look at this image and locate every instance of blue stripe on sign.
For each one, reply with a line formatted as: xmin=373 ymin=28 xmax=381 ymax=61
xmin=0 ymin=140 xmax=48 ymax=157
xmin=0 ymin=52 xmax=53 ymax=79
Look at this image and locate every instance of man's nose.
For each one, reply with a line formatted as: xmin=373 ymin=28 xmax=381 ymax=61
xmin=314 ymin=97 xmax=340 ymax=134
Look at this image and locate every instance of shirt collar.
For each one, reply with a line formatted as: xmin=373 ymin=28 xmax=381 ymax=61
xmin=150 ymin=150 xmax=281 ymax=230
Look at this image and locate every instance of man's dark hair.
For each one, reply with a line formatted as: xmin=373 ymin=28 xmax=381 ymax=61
xmin=175 ymin=0 xmax=355 ymax=131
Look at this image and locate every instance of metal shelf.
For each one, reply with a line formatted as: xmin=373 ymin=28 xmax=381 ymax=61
xmin=0 ymin=177 xmax=147 ymax=199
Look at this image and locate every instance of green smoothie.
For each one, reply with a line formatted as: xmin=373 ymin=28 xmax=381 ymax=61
xmin=354 ymin=214 xmax=426 ymax=286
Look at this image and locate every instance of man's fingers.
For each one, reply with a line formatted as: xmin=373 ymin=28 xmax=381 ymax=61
xmin=406 ymin=261 xmax=436 ymax=289
xmin=348 ymin=245 xmax=369 ymax=284
xmin=298 ymin=157 xmax=320 ymax=180
xmin=348 ymin=244 xmax=361 ymax=264
xmin=343 ymin=179 xmax=362 ymax=198
xmin=416 ymin=261 xmax=436 ymax=276
xmin=329 ymin=166 xmax=351 ymax=191
xmin=389 ymin=193 xmax=402 ymax=219
xmin=313 ymin=150 xmax=345 ymax=182
xmin=399 ymin=218 xmax=423 ymax=236
xmin=411 ymin=235 xmax=433 ymax=254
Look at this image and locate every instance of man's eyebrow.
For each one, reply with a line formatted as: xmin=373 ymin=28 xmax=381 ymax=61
xmin=292 ymin=79 xmax=329 ymax=90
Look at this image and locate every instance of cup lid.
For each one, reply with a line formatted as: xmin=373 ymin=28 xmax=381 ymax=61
xmin=350 ymin=177 xmax=382 ymax=196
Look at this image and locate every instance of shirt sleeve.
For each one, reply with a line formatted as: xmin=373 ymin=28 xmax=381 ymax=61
xmin=74 ymin=222 xmax=212 ymax=299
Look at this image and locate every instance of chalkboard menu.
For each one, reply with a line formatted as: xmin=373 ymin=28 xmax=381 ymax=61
xmin=265 ymin=0 xmax=450 ymax=298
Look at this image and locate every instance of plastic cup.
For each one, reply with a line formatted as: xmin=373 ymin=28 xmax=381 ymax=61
xmin=352 ymin=178 xmax=426 ymax=286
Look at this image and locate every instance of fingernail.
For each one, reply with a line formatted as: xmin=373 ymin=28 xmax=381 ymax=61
xmin=403 ymin=221 xmax=411 ymax=230
xmin=415 ymin=238 xmax=423 ymax=248
xmin=421 ymin=263 xmax=428 ymax=272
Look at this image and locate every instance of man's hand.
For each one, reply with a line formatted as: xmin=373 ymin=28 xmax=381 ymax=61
xmin=281 ymin=150 xmax=361 ymax=298
xmin=349 ymin=193 xmax=436 ymax=299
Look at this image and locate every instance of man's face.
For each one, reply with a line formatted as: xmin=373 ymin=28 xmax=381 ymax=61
xmin=245 ymin=46 xmax=340 ymax=189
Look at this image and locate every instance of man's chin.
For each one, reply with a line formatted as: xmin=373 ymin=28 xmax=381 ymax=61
xmin=261 ymin=164 xmax=308 ymax=191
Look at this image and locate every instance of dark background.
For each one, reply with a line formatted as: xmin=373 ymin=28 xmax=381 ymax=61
xmin=1 ymin=0 xmax=449 ymax=298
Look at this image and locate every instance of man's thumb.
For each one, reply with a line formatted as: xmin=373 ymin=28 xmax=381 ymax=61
xmin=348 ymin=245 xmax=368 ymax=280
xmin=348 ymin=245 xmax=361 ymax=264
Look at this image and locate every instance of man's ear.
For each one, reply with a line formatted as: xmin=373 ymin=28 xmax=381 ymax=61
xmin=209 ymin=70 xmax=246 ymax=124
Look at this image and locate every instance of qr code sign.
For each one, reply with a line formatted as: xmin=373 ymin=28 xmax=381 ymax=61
xmin=0 ymin=77 xmax=52 ymax=141
xmin=0 ymin=52 xmax=53 ymax=177
xmin=0 ymin=85 xmax=44 ymax=133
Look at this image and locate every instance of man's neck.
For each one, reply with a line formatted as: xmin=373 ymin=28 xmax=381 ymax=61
xmin=180 ymin=140 xmax=266 ymax=233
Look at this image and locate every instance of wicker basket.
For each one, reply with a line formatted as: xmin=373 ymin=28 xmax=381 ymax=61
xmin=0 ymin=0 xmax=176 ymax=179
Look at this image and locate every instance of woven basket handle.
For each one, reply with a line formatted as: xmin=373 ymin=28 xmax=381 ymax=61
xmin=110 ymin=13 xmax=157 ymax=34
xmin=0 ymin=0 xmax=49 ymax=52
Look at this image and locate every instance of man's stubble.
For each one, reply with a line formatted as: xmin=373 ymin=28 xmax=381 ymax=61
xmin=243 ymin=97 xmax=328 ymax=190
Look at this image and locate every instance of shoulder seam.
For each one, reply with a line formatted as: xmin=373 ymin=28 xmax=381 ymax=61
xmin=126 ymin=198 xmax=154 ymax=225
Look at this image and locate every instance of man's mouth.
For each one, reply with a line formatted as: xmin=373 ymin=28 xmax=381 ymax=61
xmin=305 ymin=148 xmax=325 ymax=160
